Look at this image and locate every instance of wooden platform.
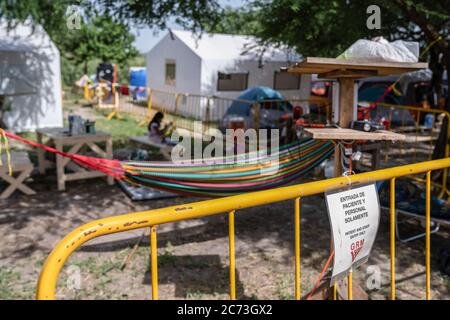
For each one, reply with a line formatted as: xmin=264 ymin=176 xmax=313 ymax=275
xmin=304 ymin=128 xmax=406 ymax=141
xmin=288 ymin=57 xmax=428 ymax=79
xmin=403 ymin=135 xmax=437 ymax=143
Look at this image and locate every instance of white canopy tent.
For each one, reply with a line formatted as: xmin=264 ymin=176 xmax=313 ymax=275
xmin=146 ymin=30 xmax=311 ymax=100
xmin=0 ymin=21 xmax=63 ymax=132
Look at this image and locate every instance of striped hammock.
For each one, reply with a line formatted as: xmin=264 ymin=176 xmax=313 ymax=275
xmin=2 ymin=131 xmax=333 ymax=197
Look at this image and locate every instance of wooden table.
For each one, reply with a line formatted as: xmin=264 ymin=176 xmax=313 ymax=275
xmin=36 ymin=128 xmax=114 ymax=191
xmin=288 ymin=57 xmax=428 ymax=176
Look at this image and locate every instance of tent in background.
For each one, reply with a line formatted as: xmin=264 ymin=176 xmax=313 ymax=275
xmin=0 ymin=20 xmax=63 ymax=132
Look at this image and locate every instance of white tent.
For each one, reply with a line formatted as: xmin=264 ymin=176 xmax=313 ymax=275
xmin=146 ymin=30 xmax=311 ymax=100
xmin=0 ymin=21 xmax=63 ymax=132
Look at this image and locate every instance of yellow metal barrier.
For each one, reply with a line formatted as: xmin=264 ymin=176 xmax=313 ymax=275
xmin=36 ymin=158 xmax=450 ymax=300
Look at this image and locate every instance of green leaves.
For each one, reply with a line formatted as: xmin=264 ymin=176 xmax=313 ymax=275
xmin=0 ymin=1 xmax=222 ymax=85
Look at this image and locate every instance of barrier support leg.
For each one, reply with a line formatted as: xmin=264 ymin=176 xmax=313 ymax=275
xmin=229 ymin=210 xmax=236 ymax=300
xmin=426 ymin=171 xmax=431 ymax=300
xmin=390 ymin=177 xmax=396 ymax=300
xmin=295 ymin=197 xmax=301 ymax=300
xmin=150 ymin=226 xmax=159 ymax=300
xmin=348 ymin=269 xmax=353 ymax=300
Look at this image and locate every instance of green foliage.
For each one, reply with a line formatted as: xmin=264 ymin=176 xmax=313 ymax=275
xmin=204 ymin=6 xmax=262 ymax=36
xmin=59 ymin=12 xmax=139 ymax=69
xmin=247 ymin=0 xmax=385 ymax=57
xmin=248 ymin=0 xmax=449 ymax=57
xmin=99 ymin=0 xmax=222 ymax=33
xmin=0 ymin=1 xmax=222 ymax=35
xmin=0 ymin=1 xmax=222 ymax=86
xmin=0 ymin=0 xmax=74 ymax=35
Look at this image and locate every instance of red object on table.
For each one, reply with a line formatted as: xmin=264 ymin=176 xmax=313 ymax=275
xmin=120 ymin=85 xmax=129 ymax=95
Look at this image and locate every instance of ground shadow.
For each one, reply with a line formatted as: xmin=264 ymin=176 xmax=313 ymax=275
xmin=142 ymin=254 xmax=250 ymax=299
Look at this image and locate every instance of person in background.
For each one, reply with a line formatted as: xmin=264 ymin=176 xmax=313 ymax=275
xmin=148 ymin=112 xmax=175 ymax=145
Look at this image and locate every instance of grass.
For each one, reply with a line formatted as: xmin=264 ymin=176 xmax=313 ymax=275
xmin=185 ymin=289 xmax=205 ymax=299
xmin=71 ymin=256 xmax=121 ymax=278
xmin=94 ymin=112 xmax=148 ymax=149
xmin=158 ymin=241 xmax=177 ymax=268
xmin=0 ymin=268 xmax=21 ymax=299
xmin=55 ymin=255 xmax=123 ymax=298
xmin=276 ymin=275 xmax=294 ymax=300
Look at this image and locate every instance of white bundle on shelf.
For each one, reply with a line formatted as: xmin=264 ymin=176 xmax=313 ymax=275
xmin=338 ymin=37 xmax=419 ymax=63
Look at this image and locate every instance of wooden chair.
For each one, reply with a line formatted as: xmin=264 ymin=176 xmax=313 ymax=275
xmin=0 ymin=151 xmax=36 ymax=199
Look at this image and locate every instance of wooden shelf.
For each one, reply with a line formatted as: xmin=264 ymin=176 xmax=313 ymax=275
xmin=304 ymin=128 xmax=406 ymax=141
xmin=288 ymin=57 xmax=428 ymax=79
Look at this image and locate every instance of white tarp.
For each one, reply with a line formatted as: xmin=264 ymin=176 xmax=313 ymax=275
xmin=338 ymin=37 xmax=419 ymax=63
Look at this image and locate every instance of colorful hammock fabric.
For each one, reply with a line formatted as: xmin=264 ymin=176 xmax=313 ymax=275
xmin=2 ymin=131 xmax=333 ymax=198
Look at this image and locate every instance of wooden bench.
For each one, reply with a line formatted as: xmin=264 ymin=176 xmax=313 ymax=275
xmin=129 ymin=136 xmax=172 ymax=160
xmin=0 ymin=151 xmax=36 ymax=199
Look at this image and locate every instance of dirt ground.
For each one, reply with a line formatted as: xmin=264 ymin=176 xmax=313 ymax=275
xmin=0 ymin=104 xmax=449 ymax=300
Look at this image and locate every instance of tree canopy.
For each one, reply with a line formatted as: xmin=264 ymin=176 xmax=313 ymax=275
xmin=0 ymin=1 xmax=222 ymax=35
xmin=58 ymin=13 xmax=139 ymax=71
xmin=206 ymin=0 xmax=450 ymax=158
xmin=0 ymin=0 xmax=222 ymax=84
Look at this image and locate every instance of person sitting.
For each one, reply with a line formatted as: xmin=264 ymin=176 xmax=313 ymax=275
xmin=147 ymin=112 xmax=175 ymax=145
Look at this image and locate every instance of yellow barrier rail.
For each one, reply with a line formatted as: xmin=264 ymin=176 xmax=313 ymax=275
xmin=36 ymin=158 xmax=450 ymax=300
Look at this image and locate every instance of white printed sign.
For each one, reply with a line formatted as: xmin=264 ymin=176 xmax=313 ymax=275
xmin=325 ymin=183 xmax=380 ymax=283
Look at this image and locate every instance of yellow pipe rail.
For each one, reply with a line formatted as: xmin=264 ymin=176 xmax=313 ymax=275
xmin=426 ymin=171 xmax=431 ymax=300
xmin=228 ymin=210 xmax=236 ymax=300
xmin=37 ymin=158 xmax=450 ymax=300
xmin=348 ymin=270 xmax=353 ymax=300
xmin=150 ymin=226 xmax=158 ymax=300
xmin=294 ymin=197 xmax=301 ymax=300
xmin=390 ymin=177 xmax=396 ymax=300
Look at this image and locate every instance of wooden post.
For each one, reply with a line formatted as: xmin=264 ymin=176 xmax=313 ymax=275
xmin=37 ymin=132 xmax=47 ymax=175
xmin=55 ymin=141 xmax=66 ymax=191
xmin=106 ymin=137 xmax=114 ymax=186
xmin=334 ymin=78 xmax=355 ymax=177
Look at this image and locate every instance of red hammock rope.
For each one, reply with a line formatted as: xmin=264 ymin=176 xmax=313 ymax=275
xmin=3 ymin=131 xmax=125 ymax=180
